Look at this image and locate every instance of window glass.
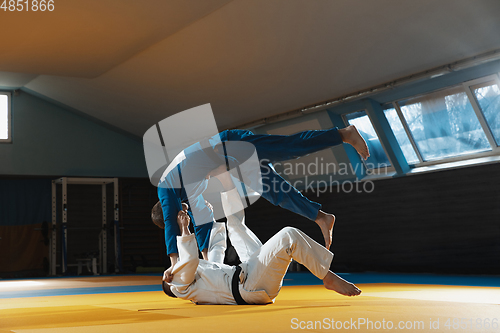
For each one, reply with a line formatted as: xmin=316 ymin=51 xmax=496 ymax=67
xmin=471 ymin=80 xmax=500 ymax=146
xmin=384 ymin=108 xmax=420 ymax=164
xmin=398 ymin=86 xmax=490 ymax=161
xmin=345 ymin=110 xmax=391 ymax=168
xmin=0 ymin=95 xmax=8 ymax=140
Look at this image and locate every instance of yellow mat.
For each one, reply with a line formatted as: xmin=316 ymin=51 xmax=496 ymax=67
xmin=1 ymin=277 xmax=500 ymax=333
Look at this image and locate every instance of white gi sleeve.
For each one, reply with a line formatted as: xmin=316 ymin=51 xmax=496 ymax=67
xmin=170 ymin=234 xmax=199 ymax=291
xmin=207 ymin=221 xmax=227 ymax=264
xmin=221 ymin=188 xmax=262 ymax=262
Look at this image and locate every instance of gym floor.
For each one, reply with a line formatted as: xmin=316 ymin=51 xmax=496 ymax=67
xmin=1 ymin=273 xmax=499 ymax=333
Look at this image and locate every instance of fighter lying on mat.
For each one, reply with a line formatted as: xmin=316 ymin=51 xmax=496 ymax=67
xmin=159 ymin=171 xmax=361 ymax=305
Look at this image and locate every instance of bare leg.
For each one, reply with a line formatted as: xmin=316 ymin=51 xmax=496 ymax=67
xmin=323 ymin=271 xmax=361 ymax=296
xmin=339 ymin=125 xmax=370 ymax=160
xmin=315 ymin=210 xmax=335 ymax=250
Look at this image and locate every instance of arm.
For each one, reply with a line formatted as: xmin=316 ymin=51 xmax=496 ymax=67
xmin=203 ymin=199 xmax=227 ymax=264
xmin=206 ymin=221 xmax=227 ymax=263
xmin=157 ymin=186 xmax=182 ymax=263
xmin=221 ymin=188 xmax=262 ymax=262
xmin=163 ymin=210 xmax=199 ymax=291
xmin=169 ymin=253 xmax=179 ymax=267
xmin=214 ymin=171 xmax=262 ymax=262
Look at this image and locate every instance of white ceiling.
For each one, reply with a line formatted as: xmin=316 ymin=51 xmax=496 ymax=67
xmin=1 ymin=0 xmax=500 ymax=138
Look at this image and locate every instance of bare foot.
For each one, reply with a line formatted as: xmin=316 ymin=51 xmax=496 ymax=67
xmin=339 ymin=125 xmax=370 ymax=160
xmin=315 ymin=211 xmax=335 ymax=250
xmin=323 ymin=271 xmax=361 ymax=297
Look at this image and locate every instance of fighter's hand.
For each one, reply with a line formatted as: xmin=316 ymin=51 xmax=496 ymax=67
xmin=163 ymin=266 xmax=174 ymax=283
xmin=177 ymin=209 xmax=190 ymax=229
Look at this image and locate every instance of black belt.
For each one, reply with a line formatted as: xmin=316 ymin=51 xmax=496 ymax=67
xmin=231 ymin=266 xmax=249 ymax=305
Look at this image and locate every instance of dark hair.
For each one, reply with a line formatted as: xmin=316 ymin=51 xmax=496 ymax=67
xmin=162 ymin=281 xmax=177 ymax=298
xmin=151 ymin=201 xmax=165 ymax=229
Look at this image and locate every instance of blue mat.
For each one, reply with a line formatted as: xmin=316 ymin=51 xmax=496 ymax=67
xmin=283 ymin=272 xmax=500 ymax=288
xmin=0 ymin=284 xmax=161 ymax=299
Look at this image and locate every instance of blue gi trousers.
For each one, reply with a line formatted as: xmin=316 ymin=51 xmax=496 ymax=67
xmin=158 ymin=127 xmax=343 ymax=255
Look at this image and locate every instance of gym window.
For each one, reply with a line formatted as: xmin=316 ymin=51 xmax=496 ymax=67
xmin=383 ymin=74 xmax=500 ymax=165
xmin=383 ymin=108 xmax=420 ymax=164
xmin=0 ymin=93 xmax=11 ymax=143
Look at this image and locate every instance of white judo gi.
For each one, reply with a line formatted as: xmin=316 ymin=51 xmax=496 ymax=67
xmin=165 ymin=188 xmax=334 ymax=305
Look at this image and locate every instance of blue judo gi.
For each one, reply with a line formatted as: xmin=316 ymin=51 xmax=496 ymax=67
xmin=158 ymin=127 xmax=344 ymax=255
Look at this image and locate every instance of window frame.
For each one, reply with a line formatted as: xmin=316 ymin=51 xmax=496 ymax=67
xmin=341 ymin=109 xmax=396 ymax=174
xmin=462 ymin=74 xmax=500 ymax=151
xmin=386 ymin=74 xmax=500 ymax=168
xmin=0 ymin=92 xmax=11 ymax=143
xmin=386 ymin=103 xmax=424 ymax=164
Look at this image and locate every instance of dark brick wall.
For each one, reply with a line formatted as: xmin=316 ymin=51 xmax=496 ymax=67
xmin=244 ymin=163 xmax=500 ymax=274
xmin=8 ymin=161 xmax=498 ymax=276
xmin=120 ymin=178 xmax=166 ymax=271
